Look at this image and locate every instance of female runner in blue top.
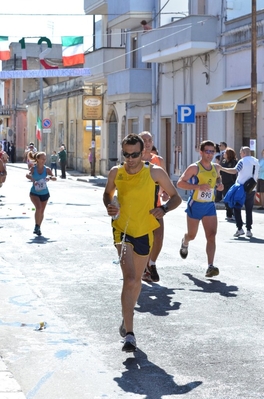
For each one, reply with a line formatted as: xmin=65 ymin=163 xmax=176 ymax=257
xmin=26 ymin=151 xmax=56 ymax=236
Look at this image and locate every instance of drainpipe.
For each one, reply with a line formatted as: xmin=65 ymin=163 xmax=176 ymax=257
xmin=152 ymin=2 xmax=158 ymax=146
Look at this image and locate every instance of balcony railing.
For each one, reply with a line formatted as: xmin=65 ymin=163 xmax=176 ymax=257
xmin=107 ymin=0 xmax=154 ymax=29
xmin=0 ymin=105 xmax=11 ymax=115
xmin=141 ymin=15 xmax=218 ymax=63
xmin=107 ymin=68 xmax=152 ymax=102
xmin=84 ymin=48 xmax=125 ymax=83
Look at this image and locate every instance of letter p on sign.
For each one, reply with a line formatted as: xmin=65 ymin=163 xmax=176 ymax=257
xmin=177 ymin=105 xmax=195 ymax=124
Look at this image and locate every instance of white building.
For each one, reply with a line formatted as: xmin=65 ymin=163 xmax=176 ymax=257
xmin=84 ymin=0 xmax=264 ymax=178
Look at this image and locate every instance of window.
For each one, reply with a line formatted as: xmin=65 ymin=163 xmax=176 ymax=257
xmin=195 ymin=113 xmax=207 ymax=150
xmin=128 ymin=118 xmax=138 ymax=134
xmin=132 ymin=36 xmax=138 ymax=68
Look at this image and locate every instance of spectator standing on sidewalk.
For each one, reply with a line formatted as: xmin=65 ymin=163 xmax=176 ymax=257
xmin=220 ymin=147 xmax=237 ymax=220
xmin=103 ymin=134 xmax=182 ymax=352
xmin=50 ymin=150 xmax=58 ymax=177
xmin=88 ymin=147 xmax=93 ymax=174
xmin=220 ymin=146 xmax=259 ymax=238
xmin=219 ymin=142 xmax=227 ymax=162
xmin=58 ymin=145 xmax=67 ymax=179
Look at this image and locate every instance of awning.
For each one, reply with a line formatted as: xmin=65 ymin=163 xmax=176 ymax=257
xmin=207 ymin=89 xmax=251 ymax=112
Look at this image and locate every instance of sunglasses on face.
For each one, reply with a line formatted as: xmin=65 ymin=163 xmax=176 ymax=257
xmin=122 ymin=151 xmax=142 ymax=159
xmin=203 ymin=150 xmax=215 ymax=154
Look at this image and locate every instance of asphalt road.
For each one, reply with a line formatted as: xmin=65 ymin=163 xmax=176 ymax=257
xmin=1 ymin=165 xmax=264 ymax=399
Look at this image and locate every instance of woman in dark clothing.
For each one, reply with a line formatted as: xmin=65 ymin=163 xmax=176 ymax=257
xmin=220 ymin=147 xmax=237 ymax=220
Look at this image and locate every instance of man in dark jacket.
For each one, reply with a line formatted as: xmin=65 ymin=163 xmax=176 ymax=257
xmin=58 ymin=146 xmax=67 ymax=179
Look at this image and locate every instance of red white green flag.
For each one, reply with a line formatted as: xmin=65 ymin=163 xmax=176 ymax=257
xmin=61 ymin=36 xmax=84 ymax=67
xmin=36 ymin=117 xmax=42 ymax=141
xmin=0 ymin=36 xmax=10 ymax=61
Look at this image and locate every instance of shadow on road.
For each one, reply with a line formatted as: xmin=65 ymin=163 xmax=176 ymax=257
xmin=27 ymin=237 xmax=57 ymax=244
xmin=232 ymin=236 xmax=264 ymax=244
xmin=183 ymin=273 xmax=238 ymax=297
xmin=136 ymin=284 xmax=181 ymax=316
xmin=114 ymin=349 xmax=202 ymax=398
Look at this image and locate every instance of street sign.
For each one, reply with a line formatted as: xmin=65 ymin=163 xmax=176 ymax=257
xmin=177 ymin=105 xmax=195 ymax=124
xmin=42 ymin=118 xmax=52 ymax=128
xmin=43 ymin=128 xmax=51 ymax=134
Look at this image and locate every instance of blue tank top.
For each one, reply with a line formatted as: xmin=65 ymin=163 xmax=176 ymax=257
xmin=30 ymin=165 xmax=49 ymax=195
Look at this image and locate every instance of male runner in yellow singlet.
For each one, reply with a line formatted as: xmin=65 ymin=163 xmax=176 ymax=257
xmin=177 ymin=140 xmax=224 ymax=278
xmin=103 ymin=134 xmax=182 ymax=352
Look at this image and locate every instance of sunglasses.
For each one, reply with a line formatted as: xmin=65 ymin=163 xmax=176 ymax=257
xmin=122 ymin=151 xmax=142 ymax=159
xmin=203 ymin=150 xmax=215 ymax=154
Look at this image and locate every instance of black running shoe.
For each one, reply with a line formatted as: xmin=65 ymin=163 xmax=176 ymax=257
xmin=33 ymin=225 xmax=42 ymax=236
xmin=147 ymin=264 xmax=159 ymax=282
xmin=122 ymin=334 xmax=137 ymax=352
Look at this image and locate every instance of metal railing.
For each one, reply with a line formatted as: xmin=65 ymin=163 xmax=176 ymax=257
xmin=0 ymin=105 xmax=11 ymax=115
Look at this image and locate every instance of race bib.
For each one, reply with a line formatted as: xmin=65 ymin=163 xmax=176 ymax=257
xmin=197 ymin=188 xmax=214 ymax=202
xmin=34 ymin=179 xmax=47 ymax=192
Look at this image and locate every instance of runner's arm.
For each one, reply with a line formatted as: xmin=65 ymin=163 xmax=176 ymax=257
xmin=150 ymin=166 xmax=182 ymax=218
xmin=103 ymin=167 xmax=119 ymax=217
xmin=177 ymin=164 xmax=211 ymax=191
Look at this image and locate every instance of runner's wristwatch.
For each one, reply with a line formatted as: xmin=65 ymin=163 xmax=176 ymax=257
xmin=160 ymin=204 xmax=169 ymax=214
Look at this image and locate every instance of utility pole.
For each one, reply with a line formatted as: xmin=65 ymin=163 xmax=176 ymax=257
xmin=251 ymin=0 xmax=257 ymax=142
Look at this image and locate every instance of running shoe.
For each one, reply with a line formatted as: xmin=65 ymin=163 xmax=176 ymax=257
xmin=233 ymin=228 xmax=245 ymax=237
xmin=180 ymin=239 xmax=188 ymax=259
xmin=33 ymin=225 xmax=42 ymax=236
xmin=246 ymin=230 xmax=253 ymax=238
xmin=148 ymin=264 xmax=159 ymax=282
xmin=119 ymin=319 xmax=126 ymax=338
xmin=142 ymin=268 xmax=152 ymax=283
xmin=122 ymin=334 xmax=137 ymax=352
xmin=205 ymin=265 xmax=219 ymax=278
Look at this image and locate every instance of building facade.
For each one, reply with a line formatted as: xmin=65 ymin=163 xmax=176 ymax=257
xmin=2 ymin=0 xmax=264 ymax=177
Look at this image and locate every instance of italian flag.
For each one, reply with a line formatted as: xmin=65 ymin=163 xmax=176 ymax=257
xmin=61 ymin=36 xmax=84 ymax=67
xmin=36 ymin=117 xmax=42 ymax=141
xmin=0 ymin=36 xmax=10 ymax=61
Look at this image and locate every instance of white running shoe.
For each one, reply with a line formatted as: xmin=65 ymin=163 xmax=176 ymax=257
xmin=233 ymin=229 xmax=245 ymax=237
xmin=246 ymin=230 xmax=253 ymax=238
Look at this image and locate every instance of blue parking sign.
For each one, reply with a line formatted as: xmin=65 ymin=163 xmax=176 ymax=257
xmin=177 ymin=105 xmax=195 ymax=124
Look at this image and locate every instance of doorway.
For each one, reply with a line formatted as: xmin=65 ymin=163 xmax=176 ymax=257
xmin=108 ymin=110 xmax=118 ymax=169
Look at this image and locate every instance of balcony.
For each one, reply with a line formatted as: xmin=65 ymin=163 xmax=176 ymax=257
xmin=141 ymin=15 xmax=218 ymax=63
xmin=0 ymin=105 xmax=11 ymax=116
xmin=108 ymin=0 xmax=154 ymax=29
xmin=107 ymin=68 xmax=152 ymax=102
xmin=84 ymin=0 xmax=107 ymax=15
xmin=84 ymin=48 xmax=125 ymax=83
